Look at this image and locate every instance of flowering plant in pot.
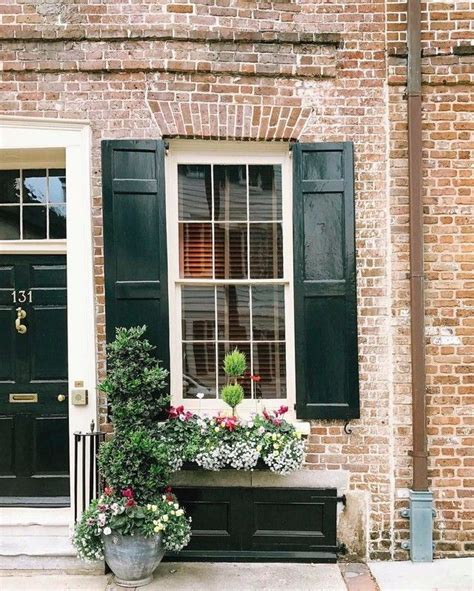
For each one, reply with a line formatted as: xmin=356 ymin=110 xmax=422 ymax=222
xmin=73 ymin=486 xmax=190 ymax=587
xmin=72 ymin=327 xmax=191 ymax=587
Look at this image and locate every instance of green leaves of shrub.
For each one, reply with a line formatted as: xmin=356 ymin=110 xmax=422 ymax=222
xmin=221 ymin=384 xmax=244 ymax=414
xmin=98 ymin=429 xmax=172 ymax=503
xmin=223 ymin=349 xmax=246 ymax=379
xmin=99 ymin=326 xmax=169 ymax=431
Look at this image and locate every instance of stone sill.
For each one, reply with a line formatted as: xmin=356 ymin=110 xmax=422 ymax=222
xmin=170 ymin=468 xmax=349 ymax=491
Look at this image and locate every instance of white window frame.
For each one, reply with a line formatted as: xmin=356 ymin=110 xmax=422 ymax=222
xmin=166 ymin=140 xmax=296 ymax=420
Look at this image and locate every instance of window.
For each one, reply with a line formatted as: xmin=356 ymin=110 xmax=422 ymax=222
xmin=0 ymin=168 xmax=66 ymax=240
xmin=167 ymin=143 xmax=294 ymax=414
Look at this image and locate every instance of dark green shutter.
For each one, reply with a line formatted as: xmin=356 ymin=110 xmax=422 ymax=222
xmin=293 ymin=142 xmax=359 ymax=419
xmin=102 ymin=140 xmax=169 ymax=369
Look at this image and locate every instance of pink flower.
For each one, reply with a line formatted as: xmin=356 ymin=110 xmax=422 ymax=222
xmin=262 ymin=409 xmax=271 ymax=421
xmin=276 ymin=405 xmax=288 ymax=416
xmin=250 ymin=374 xmax=262 ymax=383
xmin=125 ymin=498 xmax=136 ymax=508
xmin=122 ymin=487 xmax=134 ymax=499
xmin=104 ymin=486 xmax=114 ymax=496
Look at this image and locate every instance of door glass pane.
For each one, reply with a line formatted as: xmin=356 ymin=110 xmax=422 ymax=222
xmin=49 ymin=205 xmax=66 ymax=239
xmin=178 ymin=165 xmax=212 ymax=221
xmin=23 ymin=206 xmax=47 ymax=239
xmin=180 ymin=223 xmax=213 ymax=278
xmin=182 ymin=286 xmax=215 ymax=341
xmin=48 ymin=169 xmax=67 ymax=204
xmin=214 ymin=165 xmax=247 ymax=221
xmin=249 ymin=165 xmax=282 ymax=221
xmin=249 ymin=223 xmax=283 ymax=279
xmin=214 ymin=223 xmax=248 ymax=279
xmin=252 ymin=342 xmax=286 ymax=399
xmin=0 ymin=206 xmax=20 ymax=239
xmin=0 ymin=170 xmax=21 ymax=204
xmin=252 ymin=285 xmax=285 ymax=341
xmin=23 ymin=170 xmax=47 ymax=205
xmin=183 ymin=343 xmax=216 ymax=399
xmin=217 ymin=285 xmax=250 ymax=341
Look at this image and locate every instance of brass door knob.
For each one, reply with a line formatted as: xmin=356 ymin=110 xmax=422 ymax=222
xmin=57 ymin=394 xmax=66 ymax=402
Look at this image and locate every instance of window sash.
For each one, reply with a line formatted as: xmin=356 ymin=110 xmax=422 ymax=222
xmin=166 ymin=141 xmax=295 ymax=416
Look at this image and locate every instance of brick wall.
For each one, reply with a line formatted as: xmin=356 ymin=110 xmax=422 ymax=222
xmin=0 ymin=0 xmax=471 ymax=560
xmin=387 ymin=0 xmax=474 ymax=559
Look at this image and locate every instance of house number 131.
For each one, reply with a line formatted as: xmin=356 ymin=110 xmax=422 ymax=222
xmin=12 ymin=290 xmax=33 ymax=304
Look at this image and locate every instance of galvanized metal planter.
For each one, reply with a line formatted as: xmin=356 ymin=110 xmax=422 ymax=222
xmin=103 ymin=532 xmax=165 ymax=588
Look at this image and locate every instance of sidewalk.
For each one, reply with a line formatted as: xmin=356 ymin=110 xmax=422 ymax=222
xmin=0 ymin=562 xmax=347 ymax=591
xmin=0 ymin=558 xmax=472 ymax=591
xmin=369 ymin=557 xmax=474 ymax=591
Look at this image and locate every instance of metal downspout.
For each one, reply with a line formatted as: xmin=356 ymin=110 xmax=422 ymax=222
xmin=405 ymin=0 xmax=433 ymax=562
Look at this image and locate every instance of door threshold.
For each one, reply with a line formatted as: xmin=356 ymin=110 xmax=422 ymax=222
xmin=0 ymin=496 xmax=70 ymax=508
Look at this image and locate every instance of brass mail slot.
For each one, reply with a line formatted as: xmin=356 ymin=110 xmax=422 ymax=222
xmin=9 ymin=393 xmax=38 ymax=403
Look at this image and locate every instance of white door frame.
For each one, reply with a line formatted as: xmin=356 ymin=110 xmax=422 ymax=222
xmin=0 ymin=116 xmax=97 ymax=520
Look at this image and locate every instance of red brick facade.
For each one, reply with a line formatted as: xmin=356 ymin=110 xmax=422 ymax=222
xmin=0 ymin=0 xmax=472 ymax=560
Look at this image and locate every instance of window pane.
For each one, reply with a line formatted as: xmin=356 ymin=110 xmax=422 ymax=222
xmin=183 ymin=342 xmax=216 ymax=399
xmin=252 ymin=342 xmax=286 ymax=399
xmin=23 ymin=205 xmax=47 ymax=239
xmin=182 ymin=286 xmax=215 ymax=341
xmin=214 ymin=165 xmax=247 ymax=221
xmin=249 ymin=223 xmax=283 ymax=279
xmin=249 ymin=165 xmax=282 ymax=221
xmin=180 ymin=223 xmax=213 ymax=278
xmin=0 ymin=170 xmax=21 ymax=204
xmin=23 ymin=170 xmax=47 ymax=205
xmin=252 ymin=285 xmax=285 ymax=341
xmin=178 ymin=165 xmax=212 ymax=221
xmin=49 ymin=204 xmax=66 ymax=239
xmin=217 ymin=285 xmax=250 ymax=341
xmin=48 ymin=169 xmax=66 ymax=204
xmin=218 ymin=343 xmax=251 ymax=399
xmin=0 ymin=206 xmax=20 ymax=239
xmin=215 ymin=223 xmax=248 ymax=279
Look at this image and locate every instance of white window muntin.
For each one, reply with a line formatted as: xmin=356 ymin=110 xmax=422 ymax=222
xmin=166 ymin=140 xmax=295 ymax=418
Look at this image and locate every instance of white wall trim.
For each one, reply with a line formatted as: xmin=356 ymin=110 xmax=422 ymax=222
xmin=0 ymin=117 xmax=96 ymax=523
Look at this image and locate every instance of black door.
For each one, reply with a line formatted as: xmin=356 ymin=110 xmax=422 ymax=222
xmin=0 ymin=255 xmax=69 ymax=498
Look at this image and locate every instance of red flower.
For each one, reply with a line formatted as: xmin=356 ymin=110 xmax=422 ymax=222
xmin=125 ymin=498 xmax=136 ymax=508
xmin=262 ymin=408 xmax=271 ymax=421
xmin=276 ymin=405 xmax=288 ymax=416
xmin=250 ymin=374 xmax=262 ymax=383
xmin=104 ymin=486 xmax=114 ymax=496
xmin=122 ymin=487 xmax=134 ymax=499
xmin=164 ymin=486 xmax=173 ymax=493
xmin=223 ymin=416 xmax=238 ymax=431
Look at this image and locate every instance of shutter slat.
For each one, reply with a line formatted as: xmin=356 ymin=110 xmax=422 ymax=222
xmin=102 ymin=140 xmax=169 ymax=369
xmin=293 ymin=142 xmax=359 ymax=420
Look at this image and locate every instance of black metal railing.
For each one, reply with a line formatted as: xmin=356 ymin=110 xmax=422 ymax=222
xmin=73 ymin=421 xmax=105 ymax=522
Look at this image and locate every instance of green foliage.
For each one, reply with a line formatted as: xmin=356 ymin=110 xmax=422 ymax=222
xmin=98 ymin=429 xmax=172 ymax=504
xmin=221 ymin=383 xmax=244 ymax=414
xmin=223 ymin=348 xmax=246 ymax=380
xmin=99 ymin=326 xmax=169 ymax=431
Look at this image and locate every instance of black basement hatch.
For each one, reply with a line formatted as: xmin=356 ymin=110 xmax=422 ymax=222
xmin=166 ymin=487 xmax=338 ymax=562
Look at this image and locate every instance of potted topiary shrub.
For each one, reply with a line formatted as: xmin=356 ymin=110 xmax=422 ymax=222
xmin=73 ymin=327 xmax=191 ymax=588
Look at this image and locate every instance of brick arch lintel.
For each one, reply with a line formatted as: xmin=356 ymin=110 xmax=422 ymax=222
xmin=148 ymin=101 xmax=314 ymax=142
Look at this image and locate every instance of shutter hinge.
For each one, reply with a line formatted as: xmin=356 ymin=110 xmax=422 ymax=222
xmin=163 ymin=140 xmax=169 ymax=154
xmin=293 ymin=403 xmax=297 ymax=411
xmin=337 ymin=494 xmax=347 ymax=506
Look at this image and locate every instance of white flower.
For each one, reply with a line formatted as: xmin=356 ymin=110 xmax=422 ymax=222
xmin=247 ymin=421 xmax=254 ymax=428
xmin=162 ymin=514 xmax=169 ymax=522
xmin=176 ymin=509 xmax=184 ymax=517
xmin=174 ymin=503 xmax=179 ymax=510
xmin=103 ymin=527 xmax=112 ymax=536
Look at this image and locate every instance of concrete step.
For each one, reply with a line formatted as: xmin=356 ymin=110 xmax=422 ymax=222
xmin=0 ymin=535 xmax=76 ymax=557
xmin=0 ymin=554 xmax=104 ymax=573
xmin=0 ymin=507 xmax=71 ymax=527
